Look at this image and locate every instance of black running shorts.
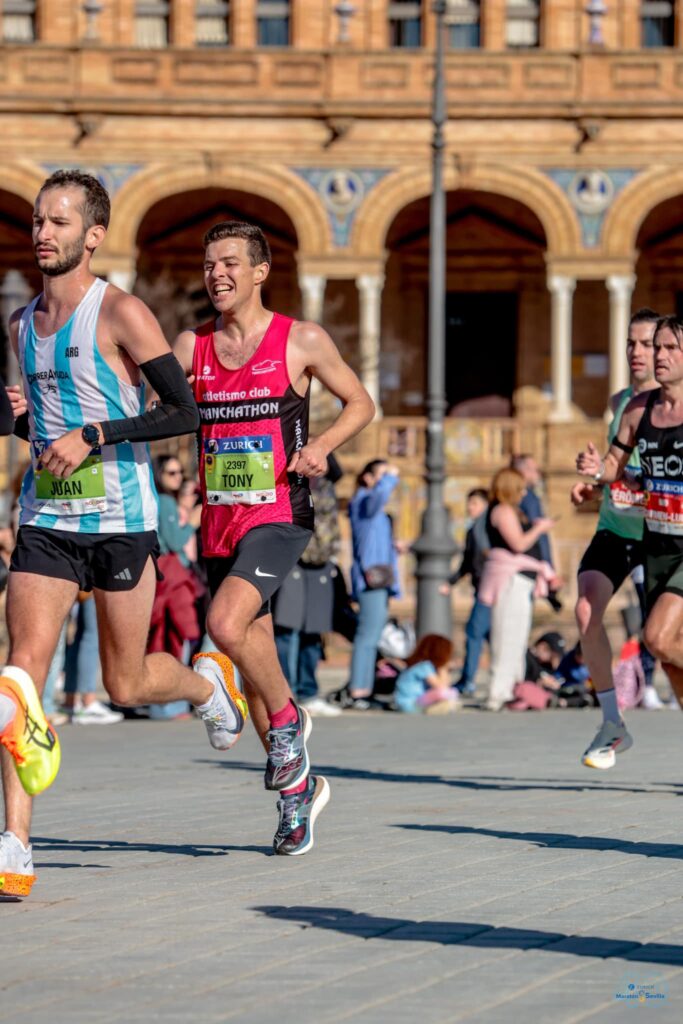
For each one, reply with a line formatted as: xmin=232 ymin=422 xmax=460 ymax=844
xmin=644 ymin=536 xmax=683 ymax=614
xmin=204 ymin=522 xmax=312 ymax=618
xmin=577 ymin=528 xmax=643 ymax=594
xmin=10 ymin=525 xmax=160 ymax=593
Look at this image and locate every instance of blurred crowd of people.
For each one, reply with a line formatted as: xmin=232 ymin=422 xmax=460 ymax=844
xmin=0 ymin=444 xmax=670 ymax=725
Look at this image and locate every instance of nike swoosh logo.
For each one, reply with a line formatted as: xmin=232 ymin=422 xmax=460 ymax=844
xmin=255 ymin=567 xmax=277 ymax=578
xmin=674 ymin=443 xmax=683 ymax=449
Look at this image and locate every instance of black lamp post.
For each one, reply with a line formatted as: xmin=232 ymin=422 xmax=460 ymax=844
xmin=412 ymin=1 xmax=457 ymax=640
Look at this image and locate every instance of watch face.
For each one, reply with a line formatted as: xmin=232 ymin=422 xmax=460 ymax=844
xmin=83 ymin=425 xmax=99 ymax=446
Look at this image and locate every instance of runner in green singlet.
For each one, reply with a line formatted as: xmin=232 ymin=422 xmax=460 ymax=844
xmin=571 ymin=308 xmax=658 ymax=770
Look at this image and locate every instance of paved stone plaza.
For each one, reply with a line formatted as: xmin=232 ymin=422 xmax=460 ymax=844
xmin=2 ymin=705 xmax=683 ymax=1022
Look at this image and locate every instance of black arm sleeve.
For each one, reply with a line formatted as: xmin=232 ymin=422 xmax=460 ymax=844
xmin=99 ymin=353 xmax=199 ymax=446
xmin=0 ymin=381 xmax=14 ymax=436
xmin=13 ymin=412 xmax=29 ymax=441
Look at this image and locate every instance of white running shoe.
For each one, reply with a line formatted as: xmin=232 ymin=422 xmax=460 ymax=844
xmin=71 ymin=700 xmax=124 ymax=725
xmin=0 ymin=830 xmax=35 ymax=897
xmin=193 ymin=652 xmax=248 ymax=750
xmin=301 ymin=696 xmax=342 ymax=718
xmin=582 ymin=719 xmax=633 ymax=770
xmin=640 ymin=687 xmax=664 ymax=710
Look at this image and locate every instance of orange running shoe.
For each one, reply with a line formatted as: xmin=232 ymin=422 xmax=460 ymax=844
xmin=0 ymin=830 xmax=36 ymax=897
xmin=193 ymin=651 xmax=249 ymax=750
xmin=0 ymin=668 xmax=61 ymax=796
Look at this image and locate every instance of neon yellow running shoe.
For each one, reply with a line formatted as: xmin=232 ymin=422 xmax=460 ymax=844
xmin=0 ymin=668 xmax=61 ymax=796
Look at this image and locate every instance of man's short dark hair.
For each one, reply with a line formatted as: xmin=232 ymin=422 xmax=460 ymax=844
xmin=654 ymin=314 xmax=683 ymax=347
xmin=356 ymin=459 xmax=387 ymax=488
xmin=203 ymin=221 xmax=271 ymax=267
xmin=467 ymin=488 xmax=488 ymax=503
xmin=629 ymin=307 xmax=660 ymax=329
xmin=39 ymin=169 xmax=110 ymax=230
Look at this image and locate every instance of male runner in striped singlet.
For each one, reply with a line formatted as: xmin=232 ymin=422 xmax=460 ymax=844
xmin=577 ymin=315 xmax=683 ymax=761
xmin=570 ymin=309 xmax=658 ymax=770
xmin=175 ymin=221 xmax=375 ymax=855
xmin=0 ymin=171 xmax=244 ymax=897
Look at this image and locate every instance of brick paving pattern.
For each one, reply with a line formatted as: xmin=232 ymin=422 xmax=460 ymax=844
xmin=2 ymin=706 xmax=682 ymax=1022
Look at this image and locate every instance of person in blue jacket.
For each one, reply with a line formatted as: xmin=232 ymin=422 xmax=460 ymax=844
xmin=347 ymin=459 xmax=401 ymax=709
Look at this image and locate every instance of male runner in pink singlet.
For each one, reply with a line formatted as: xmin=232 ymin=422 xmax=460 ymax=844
xmin=175 ymin=222 xmax=374 ymax=854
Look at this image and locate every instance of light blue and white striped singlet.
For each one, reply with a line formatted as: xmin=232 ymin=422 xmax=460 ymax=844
xmin=18 ymin=277 xmax=159 ymax=534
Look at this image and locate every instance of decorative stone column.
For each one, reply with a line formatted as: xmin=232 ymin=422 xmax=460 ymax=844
xmin=299 ymin=273 xmax=326 ymax=323
xmin=606 ymin=273 xmax=636 ymax=397
xmin=356 ymin=273 xmax=384 ymax=418
xmin=547 ymin=274 xmax=576 ymax=422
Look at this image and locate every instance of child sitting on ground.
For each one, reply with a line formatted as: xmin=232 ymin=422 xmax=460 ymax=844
xmin=393 ymin=634 xmax=457 ymax=713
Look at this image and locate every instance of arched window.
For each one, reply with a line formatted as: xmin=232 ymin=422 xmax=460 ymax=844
xmin=196 ymin=1 xmax=231 ymax=46
xmin=641 ymin=2 xmax=675 ymax=46
xmin=257 ymin=0 xmax=290 ymax=46
xmin=506 ymin=0 xmax=540 ymax=48
xmin=135 ymin=1 xmax=169 ymax=48
xmin=2 ymin=0 xmax=36 ymax=42
xmin=447 ymin=0 xmax=480 ymax=49
xmin=388 ymin=1 xmax=422 ymax=48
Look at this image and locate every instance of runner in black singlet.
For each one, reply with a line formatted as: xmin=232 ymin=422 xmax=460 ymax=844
xmin=577 ymin=314 xmax=683 ymax=765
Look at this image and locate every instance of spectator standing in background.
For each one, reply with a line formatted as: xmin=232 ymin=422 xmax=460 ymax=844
xmin=447 ymin=488 xmax=490 ymax=695
xmin=62 ymin=594 xmax=123 ymax=724
xmin=273 ymin=454 xmax=344 ymax=717
xmin=147 ymin=454 xmax=202 ymax=720
xmin=479 ymin=467 xmax=558 ymax=710
xmin=511 ymin=454 xmax=562 ymax=612
xmin=347 ymin=460 xmax=401 ymax=710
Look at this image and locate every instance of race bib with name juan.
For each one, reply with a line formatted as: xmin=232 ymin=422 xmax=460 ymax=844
xmin=32 ymin=439 xmax=108 ymax=515
xmin=204 ymin=434 xmax=276 ymax=505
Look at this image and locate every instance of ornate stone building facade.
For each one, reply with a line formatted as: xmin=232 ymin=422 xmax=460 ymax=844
xmin=2 ymin=1 xmax=683 ymax=578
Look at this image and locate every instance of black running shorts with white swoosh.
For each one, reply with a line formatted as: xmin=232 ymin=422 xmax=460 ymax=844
xmin=10 ymin=525 xmax=161 ymax=592
xmin=204 ymin=523 xmax=312 ymax=617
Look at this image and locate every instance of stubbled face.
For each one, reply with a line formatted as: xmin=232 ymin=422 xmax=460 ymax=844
xmin=627 ymin=320 xmax=656 ymax=385
xmin=32 ymin=187 xmax=89 ymax=277
xmin=203 ymin=237 xmax=269 ymax=314
xmin=654 ymin=326 xmax=683 ymax=385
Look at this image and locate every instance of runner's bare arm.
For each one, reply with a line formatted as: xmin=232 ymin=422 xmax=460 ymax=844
xmin=173 ymin=329 xmax=197 ymax=378
xmin=571 ymin=387 xmax=629 ymax=505
xmin=576 ymin=396 xmax=645 ymax=485
xmin=287 ymin=321 xmax=374 ymax=477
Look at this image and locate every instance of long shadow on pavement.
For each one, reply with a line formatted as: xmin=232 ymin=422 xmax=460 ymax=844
xmin=253 ymin=905 xmax=683 ymax=964
xmin=394 ymin=824 xmax=683 ymax=860
xmin=32 ymin=836 xmax=271 ymax=860
xmin=200 ymin=759 xmax=680 ymax=797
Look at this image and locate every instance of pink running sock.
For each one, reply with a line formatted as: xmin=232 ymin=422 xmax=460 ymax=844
xmin=270 ymin=699 xmax=298 ymax=730
xmin=282 ymin=778 xmax=308 ymax=797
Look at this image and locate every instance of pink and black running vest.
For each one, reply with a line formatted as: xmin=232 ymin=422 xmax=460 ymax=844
xmin=191 ymin=312 xmax=314 ymax=557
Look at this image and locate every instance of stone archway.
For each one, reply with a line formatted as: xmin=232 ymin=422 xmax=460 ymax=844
xmin=133 ymin=187 xmax=300 ymax=341
xmin=379 ymin=188 xmax=554 ymax=418
xmin=106 ymin=162 xmax=330 ymax=263
xmin=602 ymin=166 xmax=683 ymax=260
xmin=634 ymin=193 xmax=683 ymax=318
xmin=351 ymin=162 xmax=580 ymax=262
xmin=0 ymin=186 xmax=41 ymax=380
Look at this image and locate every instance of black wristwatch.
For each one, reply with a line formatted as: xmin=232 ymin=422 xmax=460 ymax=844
xmin=81 ymin=424 xmax=101 ymax=448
